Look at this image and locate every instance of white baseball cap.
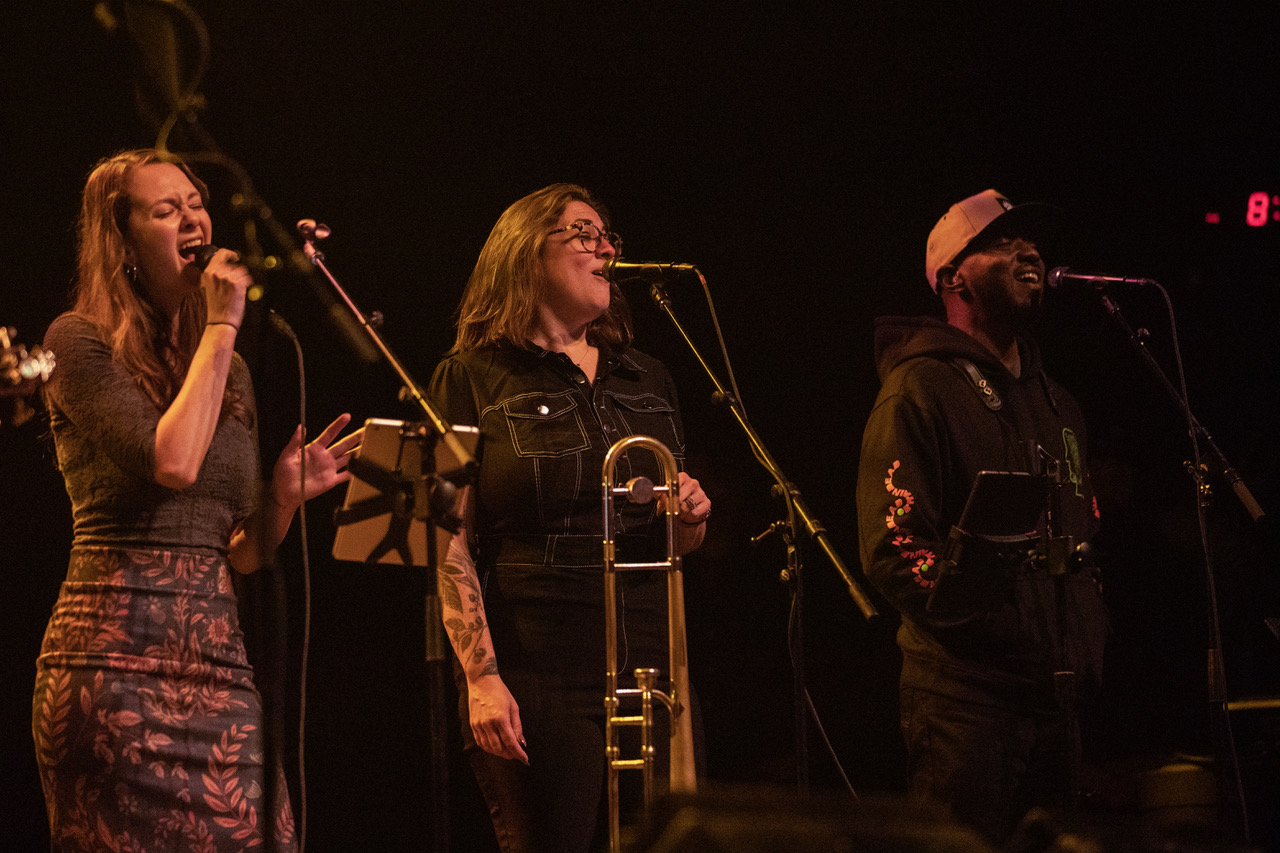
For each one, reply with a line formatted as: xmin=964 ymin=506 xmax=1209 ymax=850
xmin=925 ymin=188 xmax=1061 ymax=291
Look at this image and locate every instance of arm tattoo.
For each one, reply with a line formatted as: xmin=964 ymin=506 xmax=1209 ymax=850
xmin=439 ymin=557 xmax=495 ymax=674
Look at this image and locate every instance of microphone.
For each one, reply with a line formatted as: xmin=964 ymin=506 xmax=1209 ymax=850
xmin=1047 ymin=267 xmax=1156 ymax=289
xmin=296 ymin=219 xmax=331 ymax=240
xmin=180 ymin=244 xmax=221 ymax=271
xmin=598 ymin=258 xmax=698 ymax=283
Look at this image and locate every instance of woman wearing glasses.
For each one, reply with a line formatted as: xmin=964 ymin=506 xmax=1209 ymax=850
xmin=429 ymin=184 xmax=710 ymax=852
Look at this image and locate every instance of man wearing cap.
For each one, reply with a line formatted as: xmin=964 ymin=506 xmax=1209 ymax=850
xmin=856 ymin=189 xmax=1107 ymax=843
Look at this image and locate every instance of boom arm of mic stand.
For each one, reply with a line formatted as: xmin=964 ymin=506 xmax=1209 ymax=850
xmin=300 ymin=240 xmax=465 ymax=853
xmin=125 ymin=19 xmax=462 ymax=845
xmin=1099 ymin=293 xmax=1265 ymax=522
xmin=301 ymin=242 xmax=475 ymax=472
xmin=646 ymin=282 xmax=878 ymax=620
xmin=142 ymin=93 xmax=382 ymax=365
xmin=246 ymin=195 xmax=381 ymax=365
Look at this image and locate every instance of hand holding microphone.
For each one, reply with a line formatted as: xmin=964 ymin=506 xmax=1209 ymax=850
xmin=182 ymin=244 xmax=250 ymax=331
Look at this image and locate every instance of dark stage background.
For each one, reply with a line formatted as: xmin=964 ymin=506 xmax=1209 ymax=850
xmin=4 ymin=3 xmax=1280 ymax=850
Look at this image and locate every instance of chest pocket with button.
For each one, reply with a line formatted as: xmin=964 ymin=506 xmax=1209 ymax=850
xmin=500 ymin=391 xmax=590 ymax=458
xmin=605 ymin=391 xmax=683 ymax=457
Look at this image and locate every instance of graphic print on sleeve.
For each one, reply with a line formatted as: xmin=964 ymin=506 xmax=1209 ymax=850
xmin=884 ymin=460 xmax=939 ymax=589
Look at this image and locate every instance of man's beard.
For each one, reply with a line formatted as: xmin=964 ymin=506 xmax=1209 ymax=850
xmin=975 ymin=275 xmax=1043 ymax=330
xmin=1012 ymin=289 xmax=1044 ymax=328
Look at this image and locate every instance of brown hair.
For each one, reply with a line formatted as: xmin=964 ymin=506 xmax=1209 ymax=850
xmin=69 ymin=148 xmax=247 ymax=423
xmin=449 ymin=183 xmax=632 ymax=354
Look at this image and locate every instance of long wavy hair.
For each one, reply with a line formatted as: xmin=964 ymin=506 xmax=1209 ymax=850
xmin=69 ymin=148 xmax=247 ymax=423
xmin=449 ymin=183 xmax=632 ymax=354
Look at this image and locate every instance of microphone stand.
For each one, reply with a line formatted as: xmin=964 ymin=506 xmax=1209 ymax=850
xmin=299 ymin=224 xmax=475 ymax=853
xmin=1031 ymin=446 xmax=1083 ymax=812
xmin=112 ymin=0 xmax=381 ymax=365
xmin=641 ymin=276 xmax=878 ymax=791
xmin=106 ymin=5 xmax=468 ymax=846
xmin=1097 ymin=289 xmax=1257 ymax=842
xmin=1098 ymin=293 xmax=1264 ymax=523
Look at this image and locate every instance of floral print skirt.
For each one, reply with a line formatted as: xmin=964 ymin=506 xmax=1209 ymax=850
xmin=32 ymin=546 xmax=296 ymax=852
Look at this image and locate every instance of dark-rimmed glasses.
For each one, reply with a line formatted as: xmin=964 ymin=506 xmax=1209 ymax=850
xmin=547 ymin=220 xmax=621 ymax=255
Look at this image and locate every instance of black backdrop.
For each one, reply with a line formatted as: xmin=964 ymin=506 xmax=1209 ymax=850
xmin=4 ymin=3 xmax=1280 ymax=850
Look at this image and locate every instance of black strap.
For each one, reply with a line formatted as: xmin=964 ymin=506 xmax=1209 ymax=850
xmin=952 ymin=357 xmax=1003 ymax=411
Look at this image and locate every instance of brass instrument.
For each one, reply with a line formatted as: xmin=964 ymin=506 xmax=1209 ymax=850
xmin=602 ymin=434 xmax=696 ymax=852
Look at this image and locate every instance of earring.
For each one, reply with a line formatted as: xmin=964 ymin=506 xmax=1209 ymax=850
xmin=123 ymin=262 xmax=138 ymax=282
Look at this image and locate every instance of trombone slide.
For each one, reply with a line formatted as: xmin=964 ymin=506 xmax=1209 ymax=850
xmin=601 ymin=435 xmax=697 ymax=852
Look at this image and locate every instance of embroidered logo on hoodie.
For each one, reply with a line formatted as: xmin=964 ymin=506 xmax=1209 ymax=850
xmin=883 ymin=460 xmax=938 ymax=589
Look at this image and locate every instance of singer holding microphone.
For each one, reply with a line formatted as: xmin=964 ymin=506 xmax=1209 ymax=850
xmin=856 ymin=189 xmax=1108 ymax=844
xmin=32 ymin=149 xmax=361 ymax=851
xmin=428 ymin=183 xmax=709 ymax=852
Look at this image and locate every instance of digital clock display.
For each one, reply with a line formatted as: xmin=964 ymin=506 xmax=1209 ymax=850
xmin=1208 ymin=191 xmax=1280 ymax=226
xmin=1244 ymin=191 xmax=1280 ymax=226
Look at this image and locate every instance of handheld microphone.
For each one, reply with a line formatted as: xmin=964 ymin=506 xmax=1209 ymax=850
xmin=1047 ymin=267 xmax=1156 ymax=289
xmin=180 ymin=244 xmax=222 ymax=271
xmin=598 ymin=258 xmax=698 ymax=283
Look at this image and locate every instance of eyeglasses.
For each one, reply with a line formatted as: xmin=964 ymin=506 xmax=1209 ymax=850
xmin=547 ymin=220 xmax=621 ymax=255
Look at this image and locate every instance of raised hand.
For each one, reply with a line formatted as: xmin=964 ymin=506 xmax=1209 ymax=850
xmin=270 ymin=413 xmax=364 ymax=509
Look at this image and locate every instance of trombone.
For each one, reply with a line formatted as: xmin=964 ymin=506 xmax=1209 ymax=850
xmin=602 ymin=434 xmax=697 ymax=852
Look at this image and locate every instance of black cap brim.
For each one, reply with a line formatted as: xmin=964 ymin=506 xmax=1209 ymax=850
xmin=964 ymin=201 xmax=1066 ymax=260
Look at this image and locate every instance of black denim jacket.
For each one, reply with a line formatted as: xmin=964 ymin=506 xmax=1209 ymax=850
xmin=428 ymin=341 xmax=687 ymax=675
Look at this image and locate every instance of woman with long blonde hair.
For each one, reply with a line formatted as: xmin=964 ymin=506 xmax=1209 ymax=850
xmin=32 ymin=149 xmax=361 ymax=851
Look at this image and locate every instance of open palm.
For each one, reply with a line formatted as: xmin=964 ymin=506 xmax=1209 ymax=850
xmin=271 ymin=414 xmax=364 ymax=508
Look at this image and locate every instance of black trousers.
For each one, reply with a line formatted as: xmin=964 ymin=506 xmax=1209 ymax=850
xmin=466 ymin=678 xmax=701 ymax=853
xmin=468 ymin=713 xmax=606 ymax=853
xmin=900 ymin=684 xmax=1076 ymax=845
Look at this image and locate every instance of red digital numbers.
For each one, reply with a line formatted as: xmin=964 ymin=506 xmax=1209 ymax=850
xmin=1246 ymin=191 xmax=1270 ymax=227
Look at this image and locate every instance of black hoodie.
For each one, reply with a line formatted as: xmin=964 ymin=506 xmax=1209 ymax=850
xmin=857 ymin=316 xmax=1107 ymax=707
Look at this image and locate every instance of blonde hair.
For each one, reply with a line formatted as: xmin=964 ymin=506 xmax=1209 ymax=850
xmin=450 ymin=183 xmax=632 ymax=354
xmin=70 ymin=148 xmax=247 ymax=422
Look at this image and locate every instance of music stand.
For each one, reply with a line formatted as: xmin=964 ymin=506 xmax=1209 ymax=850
xmin=332 ymin=418 xmax=478 ymax=566
xmin=954 ymin=470 xmax=1048 ymax=543
xmin=935 ymin=469 xmax=1048 ymax=608
xmin=332 ymin=418 xmax=478 ymax=851
xmin=947 ymin=467 xmax=1092 ymax=809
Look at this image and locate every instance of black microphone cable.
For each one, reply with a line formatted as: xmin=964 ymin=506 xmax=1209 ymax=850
xmin=628 ymin=263 xmax=861 ymax=795
xmin=267 ymin=309 xmax=310 ymax=853
xmin=1155 ymin=288 xmax=1251 ymax=847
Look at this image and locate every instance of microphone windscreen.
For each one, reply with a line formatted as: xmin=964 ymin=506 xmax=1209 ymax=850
xmin=182 ymin=244 xmax=220 ymax=270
